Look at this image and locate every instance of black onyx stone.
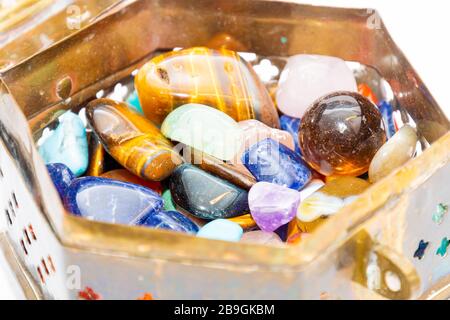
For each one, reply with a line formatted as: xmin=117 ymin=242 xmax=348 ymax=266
xmin=169 ymin=164 xmax=249 ymax=220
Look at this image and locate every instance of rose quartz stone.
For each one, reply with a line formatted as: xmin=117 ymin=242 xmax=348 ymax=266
xmin=231 ymin=119 xmax=295 ymax=176
xmin=241 ymin=230 xmax=284 ymax=245
xmin=276 ymin=54 xmax=357 ymax=118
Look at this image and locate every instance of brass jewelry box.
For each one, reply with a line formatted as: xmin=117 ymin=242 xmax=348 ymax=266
xmin=0 ymin=0 xmax=449 ymax=299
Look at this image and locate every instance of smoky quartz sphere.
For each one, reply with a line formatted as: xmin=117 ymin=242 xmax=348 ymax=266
xmin=299 ymin=91 xmax=386 ymax=176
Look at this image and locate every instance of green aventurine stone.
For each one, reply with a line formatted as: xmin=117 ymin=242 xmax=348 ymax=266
xmin=161 ymin=104 xmax=244 ymax=161
xmin=162 ymin=189 xmax=177 ymax=211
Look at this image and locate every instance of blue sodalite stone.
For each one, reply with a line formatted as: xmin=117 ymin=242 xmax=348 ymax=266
xmin=378 ymin=101 xmax=396 ymax=138
xmin=38 ymin=111 xmax=88 ymax=176
xmin=63 ymin=177 xmax=163 ymax=225
xmin=197 ymin=219 xmax=243 ymax=242
xmin=138 ymin=210 xmax=199 ymax=234
xmin=280 ymin=115 xmax=302 ymax=155
xmin=46 ymin=163 xmax=75 ymax=199
xmin=242 ymin=138 xmax=311 ymax=190
xmin=126 ymin=90 xmax=144 ymax=115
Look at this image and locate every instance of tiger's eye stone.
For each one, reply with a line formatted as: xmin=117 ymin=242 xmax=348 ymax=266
xmin=86 ymin=98 xmax=183 ymax=181
xmin=297 ymin=176 xmax=370 ymax=228
xmin=228 ymin=214 xmax=257 ymax=230
xmin=206 ymin=32 xmax=247 ymax=51
xmin=86 ymin=134 xmax=105 ymax=176
xmin=182 ymin=147 xmax=256 ymax=190
xmin=368 ymin=125 xmax=417 ymax=183
xmin=101 ymin=169 xmax=163 ymax=195
xmin=299 ymin=92 xmax=386 ymax=176
xmin=161 ymin=104 xmax=244 ymax=161
xmin=169 ymin=164 xmax=249 ymax=220
xmin=135 ymin=47 xmax=279 ymax=128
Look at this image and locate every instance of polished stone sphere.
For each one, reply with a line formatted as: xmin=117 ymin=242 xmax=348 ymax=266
xmin=299 ymin=91 xmax=386 ymax=176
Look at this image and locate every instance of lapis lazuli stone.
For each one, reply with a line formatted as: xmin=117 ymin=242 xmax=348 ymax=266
xmin=242 ymin=138 xmax=311 ymax=190
xmin=64 ymin=177 xmax=163 ymax=225
xmin=138 ymin=210 xmax=199 ymax=234
xmin=46 ymin=163 xmax=75 ymax=199
xmin=38 ymin=111 xmax=89 ymax=177
xmin=197 ymin=219 xmax=243 ymax=242
xmin=126 ymin=90 xmax=144 ymax=115
xmin=378 ymin=101 xmax=396 ymax=138
xmin=280 ymin=115 xmax=302 ymax=155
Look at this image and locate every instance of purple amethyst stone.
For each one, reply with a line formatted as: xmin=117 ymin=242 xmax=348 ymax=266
xmin=248 ymin=182 xmax=301 ymax=232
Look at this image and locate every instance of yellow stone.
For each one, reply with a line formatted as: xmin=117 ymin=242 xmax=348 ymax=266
xmin=369 ymin=125 xmax=417 ymax=183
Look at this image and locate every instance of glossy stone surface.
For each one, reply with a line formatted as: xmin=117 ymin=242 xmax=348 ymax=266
xmin=169 ymin=164 xmax=249 ymax=219
xmin=299 ymin=179 xmax=325 ymax=201
xmin=358 ymin=83 xmax=379 ymax=105
xmin=161 ymin=104 xmax=243 ymax=161
xmin=38 ymin=111 xmax=88 ymax=177
xmin=248 ymin=182 xmax=300 ymax=232
xmin=240 ymin=231 xmax=283 ymax=245
xmin=242 ymin=138 xmax=311 ymax=190
xmin=286 ymin=219 xmax=302 ymax=245
xmin=299 ymin=92 xmax=386 ymax=176
xmin=86 ymin=98 xmax=183 ymax=181
xmin=46 ymin=163 xmax=75 ymax=199
xmin=101 ymin=169 xmax=163 ymax=195
xmin=280 ymin=115 xmax=302 ymax=154
xmin=139 ymin=210 xmax=199 ymax=234
xmin=197 ymin=219 xmax=243 ymax=242
xmin=297 ymin=176 xmax=370 ymax=224
xmin=135 ymin=47 xmax=279 ymax=127
xmin=86 ymin=134 xmax=104 ymax=176
xmin=228 ymin=214 xmax=257 ymax=230
xmin=206 ymin=32 xmax=247 ymax=51
xmin=64 ymin=177 xmax=163 ymax=225
xmin=368 ymin=125 xmax=417 ymax=183
xmin=183 ymin=147 xmax=256 ymax=190
xmin=276 ymin=54 xmax=357 ymax=118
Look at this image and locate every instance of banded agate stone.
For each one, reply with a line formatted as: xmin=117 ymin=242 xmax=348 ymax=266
xmin=135 ymin=47 xmax=279 ymax=128
xmin=299 ymin=92 xmax=386 ymax=176
xmin=169 ymin=164 xmax=249 ymax=220
xmin=86 ymin=99 xmax=183 ymax=181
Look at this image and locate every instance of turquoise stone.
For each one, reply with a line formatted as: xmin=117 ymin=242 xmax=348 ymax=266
xmin=126 ymin=90 xmax=144 ymax=114
xmin=161 ymin=104 xmax=244 ymax=161
xmin=436 ymin=237 xmax=450 ymax=257
xmin=197 ymin=219 xmax=243 ymax=242
xmin=169 ymin=164 xmax=249 ymax=219
xmin=139 ymin=210 xmax=199 ymax=234
xmin=38 ymin=111 xmax=88 ymax=177
xmin=64 ymin=177 xmax=163 ymax=225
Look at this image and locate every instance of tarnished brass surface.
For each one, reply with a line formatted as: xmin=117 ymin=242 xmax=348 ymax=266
xmin=0 ymin=0 xmax=449 ymax=299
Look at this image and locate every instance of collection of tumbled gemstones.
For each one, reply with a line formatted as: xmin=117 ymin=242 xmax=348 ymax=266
xmin=38 ymin=40 xmax=420 ymax=246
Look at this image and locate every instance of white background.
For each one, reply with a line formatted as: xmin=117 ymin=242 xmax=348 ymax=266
xmin=0 ymin=0 xmax=449 ymax=299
